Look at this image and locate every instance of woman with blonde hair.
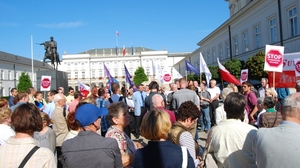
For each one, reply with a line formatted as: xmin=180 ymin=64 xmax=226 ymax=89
xmin=34 ymin=112 xmax=56 ymax=153
xmin=134 ymin=108 xmax=195 ymax=168
xmin=0 ymin=107 xmax=15 ymax=145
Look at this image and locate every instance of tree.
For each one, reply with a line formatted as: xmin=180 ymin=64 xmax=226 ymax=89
xmin=187 ymin=74 xmax=199 ymax=82
xmin=208 ymin=66 xmax=220 ymax=83
xmin=245 ymin=51 xmax=268 ymax=80
xmin=224 ymin=58 xmax=244 ymax=79
xmin=17 ymin=72 xmax=32 ymax=92
xmin=133 ymin=67 xmax=148 ymax=85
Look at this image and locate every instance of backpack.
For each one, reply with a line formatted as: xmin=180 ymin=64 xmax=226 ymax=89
xmin=108 ymin=96 xmax=124 ymax=103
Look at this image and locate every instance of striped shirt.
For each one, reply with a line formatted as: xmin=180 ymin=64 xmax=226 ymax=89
xmin=0 ymin=137 xmax=56 ymax=168
xmin=259 ymin=111 xmax=282 ymax=128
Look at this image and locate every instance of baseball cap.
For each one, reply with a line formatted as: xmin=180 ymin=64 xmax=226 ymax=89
xmin=75 ymin=104 xmax=108 ymax=127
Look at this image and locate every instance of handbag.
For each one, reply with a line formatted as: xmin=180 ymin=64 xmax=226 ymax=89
xmin=199 ymin=127 xmax=218 ymax=168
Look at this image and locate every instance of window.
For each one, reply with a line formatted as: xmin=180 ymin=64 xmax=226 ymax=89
xmin=114 ymin=69 xmax=118 ymax=77
xmin=122 ymin=69 xmax=125 ymax=76
xmin=207 ymin=50 xmax=210 ymax=64
xmin=219 ymin=43 xmax=223 ymax=60
xmin=74 ymin=72 xmax=78 ymax=79
xmin=254 ymin=25 xmax=261 ymax=48
xmin=243 ymin=31 xmax=249 ymax=52
xmin=0 ymin=70 xmax=2 ymax=80
xmin=82 ymin=72 xmax=85 ymax=79
xmin=91 ymin=71 xmax=95 ymax=78
xmin=114 ymin=61 xmax=117 ymax=65
xmin=68 ymin=72 xmax=71 ymax=79
xmin=212 ymin=47 xmax=216 ymax=63
xmin=233 ymin=36 xmax=238 ymax=56
xmin=225 ymin=41 xmax=230 ymax=59
xmin=8 ymin=71 xmax=11 ymax=80
xmin=99 ymin=70 xmax=103 ymax=77
xmin=269 ymin=17 xmax=277 ymax=43
xmin=289 ymin=7 xmax=298 ymax=37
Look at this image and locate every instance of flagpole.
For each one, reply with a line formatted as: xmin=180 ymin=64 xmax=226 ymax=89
xmin=185 ymin=70 xmax=187 ymax=81
xmin=116 ymin=31 xmax=118 ymax=56
xmin=31 ymin=35 xmax=34 ymax=87
xmin=272 ymin=71 xmax=276 ymax=88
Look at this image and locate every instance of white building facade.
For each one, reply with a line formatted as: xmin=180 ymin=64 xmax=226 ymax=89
xmin=59 ymin=47 xmax=188 ymax=89
xmin=0 ymin=51 xmax=53 ymax=97
xmin=174 ymin=0 xmax=300 ymax=75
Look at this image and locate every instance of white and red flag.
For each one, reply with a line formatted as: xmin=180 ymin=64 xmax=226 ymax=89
xmin=122 ymin=45 xmax=126 ymax=56
xmin=78 ymin=81 xmax=90 ymax=97
xmin=116 ymin=31 xmax=119 ymax=36
xmin=217 ymin=58 xmax=241 ymax=86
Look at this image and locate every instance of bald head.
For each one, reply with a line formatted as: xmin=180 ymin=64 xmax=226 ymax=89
xmin=152 ymin=94 xmax=164 ymax=108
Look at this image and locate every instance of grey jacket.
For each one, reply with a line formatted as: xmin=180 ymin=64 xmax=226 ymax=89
xmin=62 ymin=131 xmax=122 ymax=168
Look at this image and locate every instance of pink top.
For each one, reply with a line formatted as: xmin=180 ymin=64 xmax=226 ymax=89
xmin=68 ymin=99 xmax=79 ymax=113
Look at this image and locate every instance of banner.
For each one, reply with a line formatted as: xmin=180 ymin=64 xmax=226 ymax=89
xmin=199 ymin=52 xmax=212 ymax=87
xmin=264 ymin=45 xmax=284 ymax=72
xmin=172 ymin=67 xmax=182 ymax=79
xmin=240 ymin=69 xmax=248 ymax=83
xmin=40 ymin=76 xmax=51 ymax=91
xmin=268 ymin=52 xmax=300 ymax=88
xmin=152 ymin=59 xmax=164 ymax=83
xmin=294 ymin=58 xmax=300 ymax=77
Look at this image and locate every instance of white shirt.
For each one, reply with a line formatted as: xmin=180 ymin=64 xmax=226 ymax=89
xmin=207 ymin=86 xmax=221 ymax=100
xmin=208 ymin=119 xmax=257 ymax=168
xmin=0 ymin=124 xmax=15 ymax=146
xmin=255 ymin=109 xmax=266 ymax=127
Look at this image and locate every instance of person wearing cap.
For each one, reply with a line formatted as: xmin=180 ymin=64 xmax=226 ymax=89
xmin=62 ymin=104 xmax=122 ymax=168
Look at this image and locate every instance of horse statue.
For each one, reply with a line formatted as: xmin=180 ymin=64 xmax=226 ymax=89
xmin=40 ymin=41 xmax=61 ymax=70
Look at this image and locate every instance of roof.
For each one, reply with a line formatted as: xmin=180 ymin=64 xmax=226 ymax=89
xmin=78 ymin=47 xmax=155 ymax=55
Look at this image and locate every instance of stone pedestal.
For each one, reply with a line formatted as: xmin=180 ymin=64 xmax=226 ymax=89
xmin=36 ymin=70 xmax=69 ymax=93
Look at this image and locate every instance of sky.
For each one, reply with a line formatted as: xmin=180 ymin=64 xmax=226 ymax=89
xmin=0 ymin=1 xmax=229 ymax=60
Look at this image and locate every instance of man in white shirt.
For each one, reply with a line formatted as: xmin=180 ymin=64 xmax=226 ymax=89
xmin=207 ymin=79 xmax=220 ymax=126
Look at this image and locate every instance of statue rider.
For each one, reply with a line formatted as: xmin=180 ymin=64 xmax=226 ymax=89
xmin=40 ymin=36 xmax=57 ymax=62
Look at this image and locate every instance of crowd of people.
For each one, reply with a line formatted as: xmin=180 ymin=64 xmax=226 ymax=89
xmin=0 ymin=78 xmax=300 ymax=168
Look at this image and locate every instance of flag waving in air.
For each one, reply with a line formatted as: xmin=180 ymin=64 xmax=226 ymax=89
xmin=152 ymin=59 xmax=164 ymax=83
xmin=199 ymin=53 xmax=212 ymax=87
xmin=78 ymin=81 xmax=90 ymax=97
xmin=185 ymin=60 xmax=200 ymax=76
xmin=217 ymin=58 xmax=241 ymax=86
xmin=124 ymin=64 xmax=137 ymax=91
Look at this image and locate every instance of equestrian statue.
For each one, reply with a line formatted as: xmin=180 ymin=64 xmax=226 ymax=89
xmin=40 ymin=36 xmax=61 ymax=70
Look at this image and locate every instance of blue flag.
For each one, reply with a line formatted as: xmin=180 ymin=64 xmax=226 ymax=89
xmin=124 ymin=64 xmax=137 ymax=91
xmin=185 ymin=60 xmax=200 ymax=76
xmin=104 ymin=64 xmax=119 ymax=92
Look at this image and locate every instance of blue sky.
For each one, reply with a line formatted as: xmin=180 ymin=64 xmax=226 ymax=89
xmin=0 ymin=1 xmax=229 ymax=60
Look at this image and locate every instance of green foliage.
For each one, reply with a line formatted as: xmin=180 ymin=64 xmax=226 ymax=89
xmin=245 ymin=51 xmax=268 ymax=80
xmin=224 ymin=58 xmax=243 ymax=79
xmin=208 ymin=66 xmax=220 ymax=83
xmin=133 ymin=67 xmax=148 ymax=85
xmin=17 ymin=72 xmax=32 ymax=92
xmin=187 ymin=74 xmax=199 ymax=82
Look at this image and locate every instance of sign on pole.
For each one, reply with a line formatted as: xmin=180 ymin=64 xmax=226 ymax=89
xmin=240 ymin=69 xmax=248 ymax=83
xmin=264 ymin=45 xmax=284 ymax=72
xmin=294 ymin=58 xmax=300 ymax=77
xmin=40 ymin=76 xmax=51 ymax=91
xmin=163 ymin=73 xmax=172 ymax=84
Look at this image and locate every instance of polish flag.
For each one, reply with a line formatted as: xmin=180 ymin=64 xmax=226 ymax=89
xmin=116 ymin=31 xmax=119 ymax=36
xmin=122 ymin=45 xmax=126 ymax=56
xmin=78 ymin=81 xmax=90 ymax=97
xmin=217 ymin=58 xmax=241 ymax=86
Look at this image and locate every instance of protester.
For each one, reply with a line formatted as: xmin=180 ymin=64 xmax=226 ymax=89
xmin=96 ymin=88 xmax=110 ymax=136
xmin=34 ymin=112 xmax=56 ymax=153
xmin=242 ymin=81 xmax=258 ymax=122
xmin=254 ymin=97 xmax=266 ymax=128
xmin=208 ymin=92 xmax=257 ymax=168
xmin=259 ymin=96 xmax=282 ymax=128
xmin=51 ymin=94 xmax=68 ymax=168
xmin=106 ymin=102 xmax=143 ymax=167
xmin=253 ymin=93 xmax=300 ymax=167
xmin=166 ymin=83 xmax=178 ymax=110
xmin=265 ymin=88 xmax=276 ymax=97
xmin=207 ymin=79 xmax=220 ymax=126
xmin=0 ymin=98 xmax=8 ymax=108
xmin=199 ymin=82 xmax=211 ymax=131
xmin=63 ymin=112 xmax=80 ymax=141
xmin=68 ymin=91 xmax=82 ymax=113
xmin=172 ymin=78 xmax=199 ymax=138
xmin=62 ymin=104 xmax=122 ymax=168
xmin=0 ymin=107 xmax=15 ymax=145
xmin=168 ymin=101 xmax=201 ymax=167
xmin=132 ymin=84 xmax=146 ymax=138
xmin=258 ymin=78 xmax=277 ymax=98
xmin=66 ymin=87 xmax=75 ymax=104
xmin=152 ymin=94 xmax=176 ymax=124
xmin=27 ymin=87 xmax=36 ymax=104
xmin=193 ymin=81 xmax=200 ymax=95
xmin=89 ymin=86 xmax=99 ymax=102
xmin=134 ymin=108 xmax=195 ymax=168
xmin=43 ymin=90 xmax=58 ymax=118
xmin=145 ymin=81 xmax=166 ymax=112
xmin=57 ymin=87 xmax=65 ymax=95
xmin=10 ymin=92 xmax=29 ymax=112
xmin=215 ymin=87 xmax=233 ymax=125
xmin=0 ymin=103 xmax=55 ymax=167
xmin=275 ymin=87 xmax=290 ymax=111
xmin=8 ymin=88 xmax=17 ymax=107
xmin=34 ymin=91 xmax=46 ymax=112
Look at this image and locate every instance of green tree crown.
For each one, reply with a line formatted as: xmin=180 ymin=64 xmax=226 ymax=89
xmin=133 ymin=67 xmax=148 ymax=85
xmin=245 ymin=51 xmax=268 ymax=80
xmin=17 ymin=72 xmax=32 ymax=92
